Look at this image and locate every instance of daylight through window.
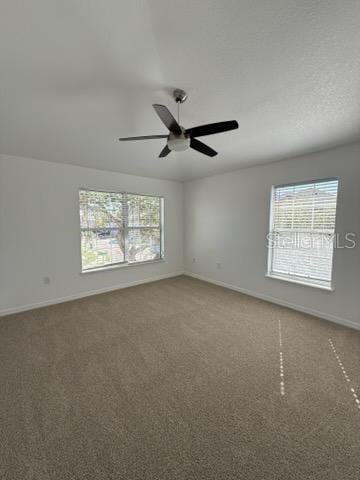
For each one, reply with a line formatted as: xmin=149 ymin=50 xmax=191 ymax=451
xmin=267 ymin=178 xmax=339 ymax=289
xmin=79 ymin=190 xmax=163 ymax=271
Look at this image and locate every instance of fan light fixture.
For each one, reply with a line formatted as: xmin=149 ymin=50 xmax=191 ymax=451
xmin=167 ymin=134 xmax=190 ymax=152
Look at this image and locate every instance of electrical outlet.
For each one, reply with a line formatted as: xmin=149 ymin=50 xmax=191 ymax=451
xmin=216 ymin=263 xmax=221 ymax=269
xmin=192 ymin=257 xmax=196 ymax=263
xmin=43 ymin=276 xmax=51 ymax=285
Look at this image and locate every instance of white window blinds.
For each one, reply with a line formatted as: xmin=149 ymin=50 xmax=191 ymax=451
xmin=79 ymin=190 xmax=163 ymax=271
xmin=267 ymin=178 xmax=339 ymax=289
xmin=127 ymin=194 xmax=162 ymax=264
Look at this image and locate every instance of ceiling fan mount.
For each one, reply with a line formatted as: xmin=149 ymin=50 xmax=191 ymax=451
xmin=119 ymin=88 xmax=238 ymax=158
xmin=173 ymin=88 xmax=188 ymax=104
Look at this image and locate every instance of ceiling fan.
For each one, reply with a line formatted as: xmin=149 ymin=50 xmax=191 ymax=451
xmin=119 ymin=89 xmax=239 ymax=158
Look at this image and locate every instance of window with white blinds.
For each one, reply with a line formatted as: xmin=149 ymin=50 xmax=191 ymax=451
xmin=267 ymin=178 xmax=339 ymax=289
xmin=79 ymin=190 xmax=163 ymax=271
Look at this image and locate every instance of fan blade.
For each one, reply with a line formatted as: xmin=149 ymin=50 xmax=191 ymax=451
xmin=119 ymin=134 xmax=168 ymax=141
xmin=186 ymin=120 xmax=238 ymax=138
xmin=190 ymin=138 xmax=217 ymax=157
xmin=159 ymin=144 xmax=171 ymax=158
xmin=153 ymin=104 xmax=182 ymax=134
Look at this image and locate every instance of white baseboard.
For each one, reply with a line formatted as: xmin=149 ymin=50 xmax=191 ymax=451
xmin=0 ymin=271 xmax=184 ymax=317
xmin=3 ymin=270 xmax=359 ymax=332
xmin=184 ymin=271 xmax=360 ymax=331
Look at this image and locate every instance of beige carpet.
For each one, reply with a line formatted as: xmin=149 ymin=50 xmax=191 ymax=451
xmin=1 ymin=275 xmax=359 ymax=479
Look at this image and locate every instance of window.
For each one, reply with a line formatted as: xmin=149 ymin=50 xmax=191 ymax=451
xmin=79 ymin=190 xmax=163 ymax=271
xmin=267 ymin=178 xmax=339 ymax=289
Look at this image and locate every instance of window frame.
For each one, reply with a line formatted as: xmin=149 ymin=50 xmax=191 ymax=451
xmin=78 ymin=188 xmax=164 ymax=273
xmin=266 ymin=177 xmax=339 ymax=291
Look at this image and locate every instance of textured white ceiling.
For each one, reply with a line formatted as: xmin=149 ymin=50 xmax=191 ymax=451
xmin=1 ymin=0 xmax=360 ymax=181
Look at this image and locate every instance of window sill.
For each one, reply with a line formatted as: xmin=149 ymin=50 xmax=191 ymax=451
xmin=266 ymin=273 xmax=334 ymax=291
xmin=81 ymin=258 xmax=165 ymax=274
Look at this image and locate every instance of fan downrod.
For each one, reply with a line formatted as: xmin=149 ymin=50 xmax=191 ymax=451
xmin=173 ymin=89 xmax=187 ymax=104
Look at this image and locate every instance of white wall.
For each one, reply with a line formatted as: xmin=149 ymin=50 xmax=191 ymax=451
xmin=0 ymin=155 xmax=184 ymax=314
xmin=184 ymin=143 xmax=360 ymax=329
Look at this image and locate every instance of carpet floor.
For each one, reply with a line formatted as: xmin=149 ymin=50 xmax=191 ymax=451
xmin=1 ymin=275 xmax=359 ymax=479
